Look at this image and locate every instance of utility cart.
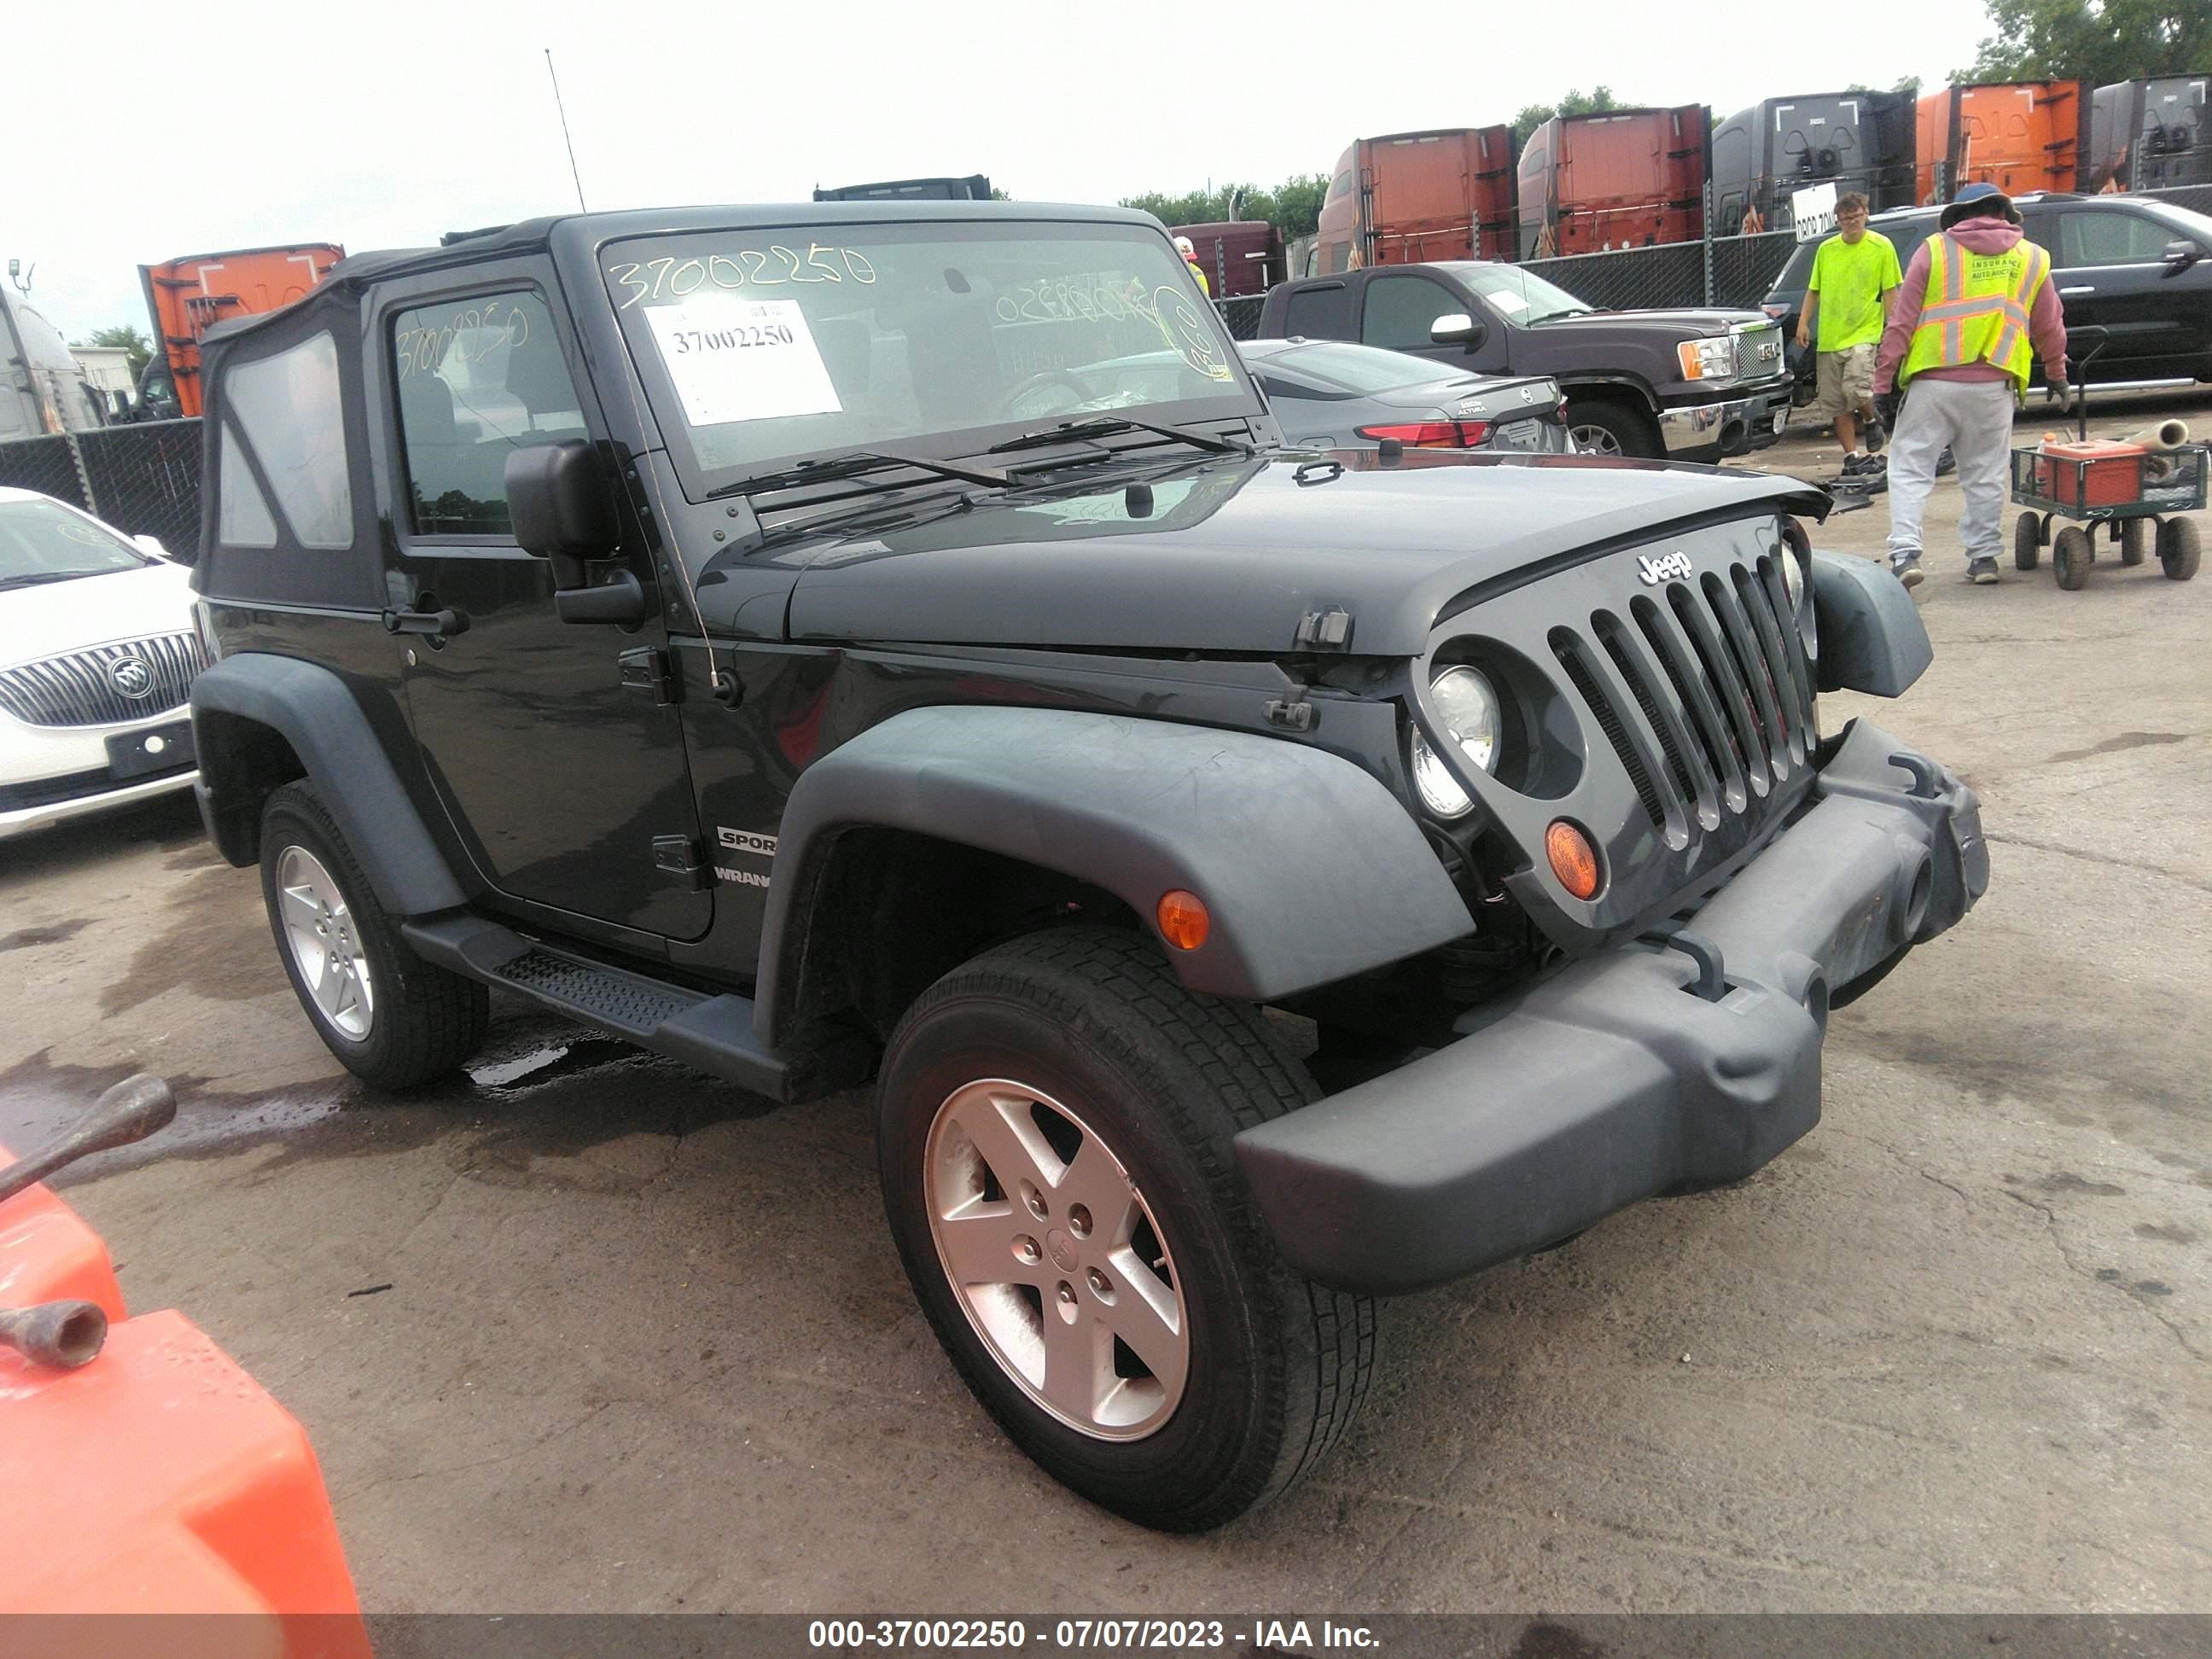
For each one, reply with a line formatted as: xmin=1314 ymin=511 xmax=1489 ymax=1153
xmin=2010 ymin=329 xmax=2203 ymax=591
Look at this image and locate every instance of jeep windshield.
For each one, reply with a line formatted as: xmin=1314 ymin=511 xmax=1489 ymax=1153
xmin=602 ymin=220 xmax=1260 ymax=498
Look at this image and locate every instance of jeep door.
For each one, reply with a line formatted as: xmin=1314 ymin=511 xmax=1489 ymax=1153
xmin=368 ymin=259 xmax=713 ymax=941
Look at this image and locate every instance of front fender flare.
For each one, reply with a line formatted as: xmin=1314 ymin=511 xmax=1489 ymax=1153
xmin=754 ymin=706 xmax=1474 ymax=1044
xmin=190 ymin=654 xmax=466 ymax=916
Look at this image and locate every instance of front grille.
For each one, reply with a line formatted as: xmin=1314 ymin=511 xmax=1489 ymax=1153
xmin=1549 ymin=551 xmax=1813 ymax=847
xmin=0 ymin=632 xmax=208 ymax=728
xmin=1733 ymin=323 xmax=1785 ymax=381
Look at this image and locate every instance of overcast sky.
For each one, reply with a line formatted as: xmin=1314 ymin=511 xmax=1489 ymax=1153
xmin=15 ymin=0 xmax=1995 ymax=345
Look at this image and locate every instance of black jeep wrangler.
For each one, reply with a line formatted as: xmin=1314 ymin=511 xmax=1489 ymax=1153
xmin=187 ymin=203 xmax=1986 ymax=1532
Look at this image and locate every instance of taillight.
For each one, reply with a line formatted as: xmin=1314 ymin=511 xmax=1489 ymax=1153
xmin=1356 ymin=420 xmax=1486 ymax=448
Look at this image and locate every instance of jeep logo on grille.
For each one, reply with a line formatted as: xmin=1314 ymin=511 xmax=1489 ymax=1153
xmin=1637 ymin=552 xmax=1695 ymax=586
xmin=108 ymin=656 xmax=155 ymax=699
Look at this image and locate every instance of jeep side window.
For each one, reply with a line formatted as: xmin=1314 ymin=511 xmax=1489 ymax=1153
xmin=224 ymin=330 xmax=352 ymax=549
xmin=392 ymin=291 xmax=585 ymax=537
xmin=1360 ymin=276 xmax=1457 ymax=352
xmin=215 ymin=423 xmax=277 ymax=548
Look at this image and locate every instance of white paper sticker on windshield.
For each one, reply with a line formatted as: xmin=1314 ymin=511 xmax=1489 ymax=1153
xmin=643 ymin=296 xmax=841 ymax=427
xmin=1489 ymin=291 xmax=1529 ymax=313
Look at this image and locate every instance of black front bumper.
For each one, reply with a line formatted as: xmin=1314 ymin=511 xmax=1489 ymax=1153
xmin=1233 ymin=718 xmax=1989 ymax=1295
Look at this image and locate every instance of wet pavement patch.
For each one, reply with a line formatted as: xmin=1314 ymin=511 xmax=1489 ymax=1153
xmin=0 ymin=919 xmax=90 ymax=952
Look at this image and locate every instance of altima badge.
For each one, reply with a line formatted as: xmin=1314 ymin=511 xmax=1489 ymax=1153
xmin=1637 ymin=552 xmax=1695 ymax=585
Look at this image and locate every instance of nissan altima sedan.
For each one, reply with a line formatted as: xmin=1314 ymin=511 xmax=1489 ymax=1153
xmin=0 ymin=487 xmax=207 ymax=840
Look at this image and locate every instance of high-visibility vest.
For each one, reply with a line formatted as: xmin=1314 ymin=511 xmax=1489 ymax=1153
xmin=1185 ymin=258 xmax=1211 ymax=297
xmin=1899 ymin=233 xmax=2051 ymax=391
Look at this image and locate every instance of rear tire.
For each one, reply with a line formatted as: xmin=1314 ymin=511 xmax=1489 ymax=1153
xmin=2012 ymin=512 xmax=2042 ymax=571
xmin=2053 ymin=525 xmax=2093 ymax=591
xmin=876 ymin=927 xmax=1375 ymax=1532
xmin=2160 ymin=516 xmax=2201 ymax=581
xmin=1565 ymin=398 xmax=1660 ymax=460
xmin=258 ymin=783 xmax=489 ymax=1089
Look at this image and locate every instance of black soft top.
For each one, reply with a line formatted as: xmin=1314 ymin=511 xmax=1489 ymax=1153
xmin=200 ymin=201 xmax=1162 ymax=348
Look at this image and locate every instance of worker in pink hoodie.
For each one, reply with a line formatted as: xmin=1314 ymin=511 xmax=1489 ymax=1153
xmin=1873 ymin=183 xmax=2069 ymax=589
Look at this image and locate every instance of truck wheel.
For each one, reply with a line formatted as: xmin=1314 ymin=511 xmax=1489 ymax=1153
xmin=2052 ymin=525 xmax=2093 ymax=591
xmin=2118 ymin=518 xmax=2150 ymax=567
xmin=2160 ymin=516 xmax=2201 ymax=581
xmin=876 ymin=927 xmax=1375 ymax=1532
xmin=1565 ymin=399 xmax=1658 ymax=460
xmin=2012 ymin=512 xmax=2041 ymax=571
xmin=258 ymin=783 xmax=489 ymax=1090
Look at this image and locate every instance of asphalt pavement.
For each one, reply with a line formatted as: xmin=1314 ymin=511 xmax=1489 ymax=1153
xmin=3 ymin=392 xmax=2207 ymax=1614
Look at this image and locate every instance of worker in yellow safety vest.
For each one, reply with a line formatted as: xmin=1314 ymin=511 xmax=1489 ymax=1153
xmin=1871 ymin=182 xmax=2069 ymax=590
xmin=1174 ymin=236 xmax=1212 ymax=297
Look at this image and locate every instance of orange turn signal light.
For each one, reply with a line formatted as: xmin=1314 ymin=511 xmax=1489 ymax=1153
xmin=1156 ymin=889 xmax=1211 ymax=952
xmin=1545 ymin=820 xmax=1602 ymax=900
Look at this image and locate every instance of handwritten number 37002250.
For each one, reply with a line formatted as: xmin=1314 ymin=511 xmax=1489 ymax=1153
xmin=607 ymin=247 xmax=877 ymax=310
xmin=666 ymin=324 xmax=797 ymax=354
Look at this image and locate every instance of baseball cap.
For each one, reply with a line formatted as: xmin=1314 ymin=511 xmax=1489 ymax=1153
xmin=1173 ymin=235 xmax=1196 ymax=256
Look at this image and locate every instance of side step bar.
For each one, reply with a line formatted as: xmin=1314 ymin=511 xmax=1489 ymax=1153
xmin=401 ymin=915 xmax=790 ymax=1101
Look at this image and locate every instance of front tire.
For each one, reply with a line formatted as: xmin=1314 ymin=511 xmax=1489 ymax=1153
xmin=259 ymin=783 xmax=489 ymax=1089
xmin=2053 ymin=525 xmax=2093 ymax=591
xmin=1565 ymin=398 xmax=1660 ymax=460
xmin=2160 ymin=516 xmax=2201 ymax=581
xmin=2013 ymin=511 xmax=2042 ymax=571
xmin=876 ymin=928 xmax=1374 ymax=1531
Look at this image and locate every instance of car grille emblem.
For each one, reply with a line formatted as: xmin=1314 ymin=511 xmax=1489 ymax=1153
xmin=108 ymin=656 xmax=155 ymax=699
xmin=1637 ymin=552 xmax=1695 ymax=586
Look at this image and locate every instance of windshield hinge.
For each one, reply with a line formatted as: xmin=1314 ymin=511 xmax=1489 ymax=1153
xmin=652 ymin=835 xmax=710 ymax=891
xmin=1295 ymin=606 xmax=1354 ymax=651
xmin=619 ymin=646 xmax=676 ymax=705
xmin=1263 ymin=695 xmax=1315 ymax=732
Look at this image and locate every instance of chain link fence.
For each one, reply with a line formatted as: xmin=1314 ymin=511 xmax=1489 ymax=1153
xmin=0 ymin=419 xmax=204 ymax=556
xmin=1214 ymin=295 xmax=1267 ymax=342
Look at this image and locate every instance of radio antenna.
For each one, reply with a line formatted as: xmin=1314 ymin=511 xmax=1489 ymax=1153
xmin=544 ymin=49 xmax=588 ymax=212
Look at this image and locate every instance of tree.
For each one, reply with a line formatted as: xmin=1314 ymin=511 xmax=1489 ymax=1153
xmin=74 ymin=323 xmax=152 ymax=375
xmin=1964 ymin=1 xmax=2209 ymax=84
xmin=1510 ymin=87 xmax=1623 ymax=150
xmin=1117 ymin=173 xmax=1330 ymax=242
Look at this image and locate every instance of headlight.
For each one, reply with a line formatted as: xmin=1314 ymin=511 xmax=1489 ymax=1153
xmin=1779 ymin=518 xmax=1811 ymax=611
xmin=1410 ymin=665 xmax=1503 ymax=818
xmin=1676 ymin=336 xmax=1736 ymax=382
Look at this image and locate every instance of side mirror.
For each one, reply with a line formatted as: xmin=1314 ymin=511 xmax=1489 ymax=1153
xmin=131 ymin=533 xmax=169 ymax=561
xmin=2161 ymin=239 xmax=2203 ymax=276
xmin=506 ymin=441 xmax=619 ymax=577
xmin=1429 ymin=312 xmax=1486 ymax=350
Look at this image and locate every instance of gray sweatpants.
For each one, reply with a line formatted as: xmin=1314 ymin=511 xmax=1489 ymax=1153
xmin=1885 ymin=376 xmax=2017 ymax=571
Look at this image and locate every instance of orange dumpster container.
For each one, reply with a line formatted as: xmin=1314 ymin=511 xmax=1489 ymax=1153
xmin=0 ymin=1144 xmax=370 ymax=1656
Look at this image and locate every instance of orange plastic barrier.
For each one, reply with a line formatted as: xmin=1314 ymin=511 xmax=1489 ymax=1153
xmin=0 ymin=1144 xmax=370 ymax=1656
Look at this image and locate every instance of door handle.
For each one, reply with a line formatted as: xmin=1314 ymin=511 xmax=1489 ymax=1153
xmin=382 ymin=606 xmax=469 ymax=638
xmin=2058 ymin=285 xmax=2096 ymax=296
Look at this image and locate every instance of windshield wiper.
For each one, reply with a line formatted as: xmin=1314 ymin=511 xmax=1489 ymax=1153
xmin=705 ymin=445 xmax=1010 ymax=502
xmin=0 ymin=569 xmax=100 ymax=591
xmin=987 ymin=416 xmax=1249 ymax=457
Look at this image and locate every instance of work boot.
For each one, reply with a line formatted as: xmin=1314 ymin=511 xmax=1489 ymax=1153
xmin=1966 ymin=556 xmax=2000 ymax=585
xmin=1936 ymin=446 xmax=1956 ymax=477
xmin=1864 ymin=419 xmax=1885 ymax=454
xmin=1891 ymin=553 xmax=1926 ymax=591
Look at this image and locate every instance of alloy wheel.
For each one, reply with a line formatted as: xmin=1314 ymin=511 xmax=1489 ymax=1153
xmin=275 ymin=845 xmax=374 ymax=1039
xmin=923 ymin=1078 xmax=1189 ymax=1441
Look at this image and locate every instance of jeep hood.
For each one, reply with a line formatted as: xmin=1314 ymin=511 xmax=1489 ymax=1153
xmin=771 ymin=452 xmax=1825 ymax=657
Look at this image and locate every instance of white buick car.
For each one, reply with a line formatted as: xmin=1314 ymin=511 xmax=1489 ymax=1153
xmin=1 ymin=486 xmax=207 ymax=840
